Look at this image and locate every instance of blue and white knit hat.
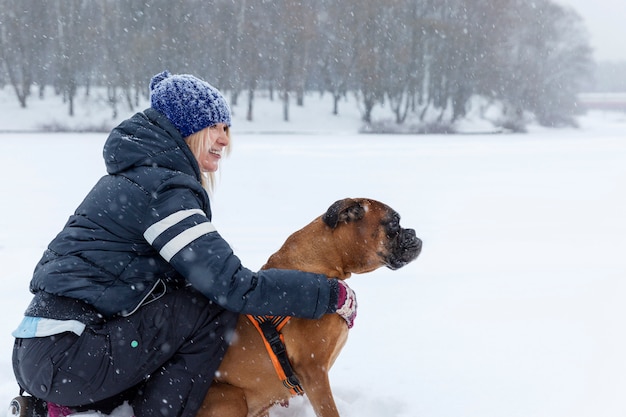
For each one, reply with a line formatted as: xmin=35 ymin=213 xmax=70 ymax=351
xmin=149 ymin=71 xmax=231 ymax=137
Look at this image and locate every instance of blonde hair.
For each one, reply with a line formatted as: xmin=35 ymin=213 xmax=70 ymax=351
xmin=184 ymin=126 xmax=232 ymax=192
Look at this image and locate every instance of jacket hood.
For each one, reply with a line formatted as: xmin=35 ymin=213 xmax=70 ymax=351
xmin=103 ymin=108 xmax=201 ymax=179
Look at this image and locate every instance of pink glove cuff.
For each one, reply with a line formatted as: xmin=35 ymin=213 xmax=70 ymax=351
xmin=336 ymin=280 xmax=357 ymax=328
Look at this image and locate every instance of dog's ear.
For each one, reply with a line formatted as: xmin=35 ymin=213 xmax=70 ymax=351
xmin=322 ymin=198 xmax=366 ymax=228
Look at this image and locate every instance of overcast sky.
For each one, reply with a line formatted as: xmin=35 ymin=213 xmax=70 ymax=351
xmin=554 ymin=0 xmax=626 ymax=62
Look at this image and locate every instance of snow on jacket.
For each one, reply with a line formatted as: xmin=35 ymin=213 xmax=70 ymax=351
xmin=29 ymin=108 xmax=334 ymax=319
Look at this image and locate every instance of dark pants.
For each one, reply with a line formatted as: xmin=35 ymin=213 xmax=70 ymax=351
xmin=13 ymin=287 xmax=238 ymax=417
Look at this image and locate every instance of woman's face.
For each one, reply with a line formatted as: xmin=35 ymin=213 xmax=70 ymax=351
xmin=196 ymin=123 xmax=229 ymax=173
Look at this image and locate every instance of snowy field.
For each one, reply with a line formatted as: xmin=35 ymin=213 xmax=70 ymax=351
xmin=1 ymin=88 xmax=626 ymax=417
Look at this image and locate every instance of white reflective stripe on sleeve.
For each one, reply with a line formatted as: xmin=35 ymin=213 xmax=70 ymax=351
xmin=144 ymin=209 xmax=206 ymax=244
xmin=159 ymin=222 xmax=217 ymax=262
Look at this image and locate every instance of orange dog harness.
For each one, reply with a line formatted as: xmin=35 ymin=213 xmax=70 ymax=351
xmin=247 ymin=315 xmax=304 ymax=396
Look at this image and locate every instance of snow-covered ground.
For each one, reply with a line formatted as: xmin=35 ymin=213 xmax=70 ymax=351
xmin=1 ymin=86 xmax=626 ymax=417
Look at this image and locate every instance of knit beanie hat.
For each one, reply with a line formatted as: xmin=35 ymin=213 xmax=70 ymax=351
xmin=149 ymin=70 xmax=231 ymax=137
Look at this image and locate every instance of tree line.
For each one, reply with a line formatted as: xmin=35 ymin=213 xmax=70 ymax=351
xmin=0 ymin=0 xmax=593 ymax=131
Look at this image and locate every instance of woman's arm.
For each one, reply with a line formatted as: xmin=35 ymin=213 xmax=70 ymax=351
xmin=143 ymin=181 xmax=337 ymax=318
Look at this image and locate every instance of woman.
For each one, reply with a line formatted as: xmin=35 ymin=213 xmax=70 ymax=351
xmin=11 ymin=71 xmax=356 ymax=417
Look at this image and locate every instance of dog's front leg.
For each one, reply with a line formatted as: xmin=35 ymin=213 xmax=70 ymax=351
xmin=299 ymin=370 xmax=341 ymax=417
xmin=285 ymin=314 xmax=348 ymax=417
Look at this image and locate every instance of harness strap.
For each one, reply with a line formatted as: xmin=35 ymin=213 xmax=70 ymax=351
xmin=246 ymin=315 xmax=304 ymax=396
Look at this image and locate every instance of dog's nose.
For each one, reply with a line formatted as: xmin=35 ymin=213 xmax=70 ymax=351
xmin=412 ymin=237 xmax=422 ymax=256
xmin=402 ymin=228 xmax=422 ymax=257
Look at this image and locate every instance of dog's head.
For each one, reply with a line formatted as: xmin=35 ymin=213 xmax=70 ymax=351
xmin=322 ymin=198 xmax=422 ymax=272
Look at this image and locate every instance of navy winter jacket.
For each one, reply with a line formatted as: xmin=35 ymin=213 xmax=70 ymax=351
xmin=29 ymin=108 xmax=334 ymax=319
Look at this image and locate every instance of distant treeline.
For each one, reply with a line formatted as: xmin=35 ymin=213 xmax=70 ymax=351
xmin=0 ymin=0 xmax=592 ymax=131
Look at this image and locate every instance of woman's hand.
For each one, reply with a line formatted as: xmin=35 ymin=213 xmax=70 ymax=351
xmin=335 ymin=280 xmax=357 ymax=328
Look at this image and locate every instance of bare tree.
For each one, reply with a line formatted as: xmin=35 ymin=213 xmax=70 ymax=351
xmin=50 ymin=0 xmax=100 ymax=116
xmin=524 ymin=1 xmax=593 ymax=125
xmin=313 ymin=0 xmax=358 ymax=115
xmin=351 ymin=0 xmax=388 ymax=124
xmin=269 ymin=0 xmax=317 ymax=121
xmin=0 ymin=0 xmax=47 ymax=107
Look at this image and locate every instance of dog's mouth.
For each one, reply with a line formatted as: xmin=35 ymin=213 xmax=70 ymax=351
xmin=384 ymin=228 xmax=422 ymax=270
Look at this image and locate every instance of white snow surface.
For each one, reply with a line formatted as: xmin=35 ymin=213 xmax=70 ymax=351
xmin=1 ymin=88 xmax=626 ymax=417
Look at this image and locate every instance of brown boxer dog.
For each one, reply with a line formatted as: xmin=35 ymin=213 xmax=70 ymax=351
xmin=198 ymin=198 xmax=422 ymax=417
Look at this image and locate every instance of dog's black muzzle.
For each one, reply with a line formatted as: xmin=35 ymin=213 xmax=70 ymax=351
xmin=386 ymin=228 xmax=422 ymax=270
